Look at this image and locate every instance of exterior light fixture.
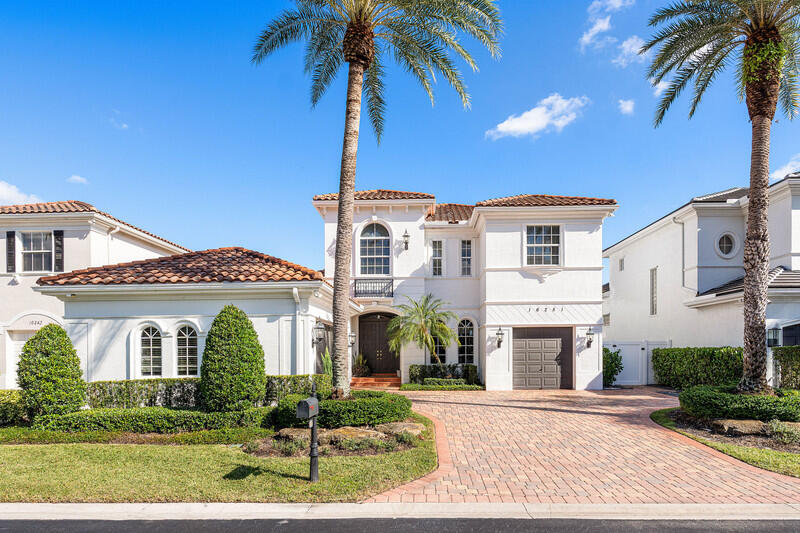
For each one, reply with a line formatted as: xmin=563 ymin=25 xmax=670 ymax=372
xmin=586 ymin=328 xmax=595 ymax=348
xmin=495 ymin=327 xmax=505 ymax=348
xmin=312 ymin=322 xmax=326 ymax=347
xmin=402 ymin=229 xmax=410 ymax=250
xmin=767 ymin=327 xmax=781 ymax=348
xmin=348 ymin=332 xmax=356 ymax=346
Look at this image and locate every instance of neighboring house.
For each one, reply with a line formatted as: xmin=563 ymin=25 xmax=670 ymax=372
xmin=603 ymin=174 xmax=800 ymax=386
xmin=313 ymin=189 xmax=618 ymax=390
xmin=1 ymin=200 xmax=188 ymax=389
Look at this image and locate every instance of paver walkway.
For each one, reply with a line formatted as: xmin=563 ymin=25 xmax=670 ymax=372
xmin=366 ymin=388 xmax=800 ymax=504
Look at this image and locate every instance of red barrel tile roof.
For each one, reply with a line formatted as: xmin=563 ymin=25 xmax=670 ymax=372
xmin=313 ymin=189 xmax=435 ymax=201
xmin=476 ymin=194 xmax=617 ymax=207
xmin=37 ymin=247 xmax=323 ymax=286
xmin=426 ymin=203 xmax=475 ymax=223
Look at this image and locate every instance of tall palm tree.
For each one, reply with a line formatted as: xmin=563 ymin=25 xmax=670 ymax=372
xmin=387 ymin=294 xmax=459 ymax=365
xmin=643 ymin=0 xmax=799 ymax=393
xmin=252 ymin=0 xmax=502 ymax=397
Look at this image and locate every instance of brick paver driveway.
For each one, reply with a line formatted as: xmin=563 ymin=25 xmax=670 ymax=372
xmin=367 ymin=388 xmax=800 ymax=504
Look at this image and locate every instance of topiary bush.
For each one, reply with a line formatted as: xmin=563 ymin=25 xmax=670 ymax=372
xmin=87 ymin=378 xmax=201 ymax=409
xmin=16 ymin=324 xmax=86 ymax=419
xmin=200 ymin=305 xmax=267 ymax=412
xmin=0 ymin=390 xmax=25 ymax=426
xmin=264 ymin=374 xmax=332 ymax=404
xmin=408 ymin=364 xmax=480 ymax=385
xmin=273 ymin=390 xmax=412 ymax=429
xmin=679 ymin=385 xmax=800 ymax=422
xmin=773 ymin=346 xmax=800 ymax=389
xmin=603 ymin=347 xmax=624 ymax=388
xmin=652 ymin=347 xmax=743 ymax=389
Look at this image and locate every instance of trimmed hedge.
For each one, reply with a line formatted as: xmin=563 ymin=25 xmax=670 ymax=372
xmin=87 ymin=378 xmax=201 ymax=409
xmin=603 ymin=347 xmax=623 ymax=388
xmin=423 ymin=378 xmax=465 ymax=386
xmin=17 ymin=324 xmax=86 ymax=418
xmin=774 ymin=346 xmax=800 ymax=389
xmin=33 ymin=406 xmax=274 ymax=433
xmin=0 ymin=390 xmax=25 ymax=426
xmin=265 ymin=374 xmax=332 ymax=404
xmin=400 ymin=384 xmax=484 ymax=391
xmin=409 ymin=364 xmax=479 ymax=385
xmin=679 ymin=385 xmax=800 ymax=422
xmin=652 ymin=347 xmax=743 ymax=389
xmin=273 ymin=390 xmax=411 ymax=429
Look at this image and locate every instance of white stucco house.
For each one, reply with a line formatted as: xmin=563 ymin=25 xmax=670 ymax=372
xmin=1 ymin=200 xmax=188 ymax=389
xmin=603 ymin=174 xmax=800 ymax=386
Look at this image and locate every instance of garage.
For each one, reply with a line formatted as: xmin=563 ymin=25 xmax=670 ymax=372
xmin=512 ymin=327 xmax=573 ymax=390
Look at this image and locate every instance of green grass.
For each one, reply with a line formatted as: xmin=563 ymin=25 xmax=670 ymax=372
xmin=0 ymin=413 xmax=437 ymax=502
xmin=0 ymin=426 xmax=275 ymax=445
xmin=651 ymin=408 xmax=800 ymax=479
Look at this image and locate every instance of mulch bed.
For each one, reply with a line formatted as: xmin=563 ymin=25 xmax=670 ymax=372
xmin=670 ymin=409 xmax=800 ymax=454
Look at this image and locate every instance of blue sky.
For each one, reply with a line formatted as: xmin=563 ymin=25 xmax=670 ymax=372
xmin=1 ymin=0 xmax=799 ymax=271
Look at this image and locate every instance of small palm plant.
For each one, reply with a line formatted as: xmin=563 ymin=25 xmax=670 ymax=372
xmin=252 ymin=0 xmax=502 ymax=398
xmin=643 ymin=0 xmax=800 ymax=393
xmin=387 ymin=294 xmax=458 ymax=366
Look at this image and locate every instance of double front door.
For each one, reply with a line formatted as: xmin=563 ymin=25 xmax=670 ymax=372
xmin=358 ymin=313 xmax=398 ymax=374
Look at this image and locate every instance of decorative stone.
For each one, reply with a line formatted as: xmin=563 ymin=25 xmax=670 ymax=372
xmin=375 ymin=422 xmax=425 ymax=437
xmin=275 ymin=428 xmax=312 ymax=443
xmin=710 ymin=419 xmax=767 ymax=436
xmin=321 ymin=426 xmax=386 ymax=445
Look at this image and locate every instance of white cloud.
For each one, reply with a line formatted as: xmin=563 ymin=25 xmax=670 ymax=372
xmin=110 ymin=109 xmax=129 ymax=131
xmin=580 ymin=16 xmax=612 ymax=51
xmin=618 ymin=99 xmax=635 ymax=115
xmin=771 ymin=153 xmax=800 ymax=181
xmin=66 ymin=174 xmax=88 ymax=185
xmin=652 ymin=80 xmax=669 ymax=97
xmin=613 ymin=35 xmax=646 ymax=67
xmin=589 ymin=0 xmax=636 ymax=15
xmin=0 ymin=181 xmax=40 ymax=205
xmin=486 ymin=94 xmax=590 ymax=140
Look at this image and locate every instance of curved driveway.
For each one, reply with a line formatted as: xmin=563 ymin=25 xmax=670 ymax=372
xmin=368 ymin=388 xmax=800 ymax=504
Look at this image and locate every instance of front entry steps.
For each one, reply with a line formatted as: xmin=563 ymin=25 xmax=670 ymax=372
xmin=351 ymin=373 xmax=401 ymax=390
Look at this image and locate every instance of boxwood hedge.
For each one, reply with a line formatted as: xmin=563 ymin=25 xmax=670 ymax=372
xmin=0 ymin=390 xmax=25 ymax=426
xmin=679 ymin=385 xmax=800 ymax=422
xmin=400 ymin=384 xmax=484 ymax=391
xmin=652 ymin=347 xmax=743 ymax=389
xmin=423 ymin=378 xmax=465 ymax=386
xmin=409 ymin=364 xmax=479 ymax=385
xmin=265 ymin=374 xmax=332 ymax=404
xmin=273 ymin=390 xmax=411 ymax=429
xmin=87 ymin=378 xmax=201 ymax=409
xmin=773 ymin=346 xmax=800 ymax=389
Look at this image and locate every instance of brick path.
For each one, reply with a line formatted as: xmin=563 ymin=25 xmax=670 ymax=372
xmin=366 ymin=388 xmax=800 ymax=504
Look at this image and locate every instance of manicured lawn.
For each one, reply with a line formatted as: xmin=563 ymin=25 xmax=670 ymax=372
xmin=0 ymin=413 xmax=436 ymax=502
xmin=651 ymin=408 xmax=800 ymax=479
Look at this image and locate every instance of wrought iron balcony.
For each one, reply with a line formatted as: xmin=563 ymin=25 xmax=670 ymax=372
xmin=353 ymin=278 xmax=394 ymax=298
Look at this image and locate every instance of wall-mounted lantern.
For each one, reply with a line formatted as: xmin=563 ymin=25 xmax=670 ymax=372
xmin=767 ymin=327 xmax=781 ymax=348
xmin=348 ymin=332 xmax=356 ymax=347
xmin=586 ymin=328 xmax=595 ymax=348
xmin=312 ymin=322 xmax=326 ymax=347
xmin=495 ymin=327 xmax=505 ymax=348
xmin=402 ymin=229 xmax=410 ymax=250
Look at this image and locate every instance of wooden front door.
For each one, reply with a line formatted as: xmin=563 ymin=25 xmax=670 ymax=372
xmin=358 ymin=313 xmax=398 ymax=374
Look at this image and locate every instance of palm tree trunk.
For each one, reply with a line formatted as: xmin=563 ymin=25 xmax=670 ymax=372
xmin=331 ymin=61 xmax=365 ymax=398
xmin=739 ymin=114 xmax=772 ymax=393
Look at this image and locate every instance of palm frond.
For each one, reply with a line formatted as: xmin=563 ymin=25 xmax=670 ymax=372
xmin=364 ymin=44 xmax=387 ymax=141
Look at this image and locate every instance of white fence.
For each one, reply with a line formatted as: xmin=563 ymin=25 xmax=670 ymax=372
xmin=604 ymin=340 xmax=672 ymax=386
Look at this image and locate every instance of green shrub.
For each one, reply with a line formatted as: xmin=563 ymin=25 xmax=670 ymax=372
xmin=767 ymin=419 xmax=800 ymax=445
xmin=679 ymin=385 xmax=800 ymax=422
xmin=400 ymin=384 xmax=485 ymax=391
xmin=264 ymin=374 xmax=332 ymax=404
xmin=33 ymin=406 xmax=274 ymax=433
xmin=273 ymin=390 xmax=411 ymax=429
xmin=17 ymin=325 xmax=86 ymax=419
xmin=603 ymin=347 xmax=624 ymax=388
xmin=652 ymin=347 xmax=743 ymax=389
xmin=87 ymin=378 xmax=201 ymax=409
xmin=408 ymin=364 xmax=480 ymax=385
xmin=273 ymin=438 xmax=304 ymax=456
xmin=321 ymin=348 xmax=333 ymax=378
xmin=0 ymin=390 xmax=25 ymax=426
xmin=0 ymin=426 xmax=272 ymax=445
xmin=200 ymin=305 xmax=267 ymax=412
xmin=423 ymin=378 xmax=465 ymax=386
xmin=774 ymin=346 xmax=800 ymax=389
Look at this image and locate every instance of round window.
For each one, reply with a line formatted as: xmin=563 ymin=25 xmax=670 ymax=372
xmin=718 ymin=234 xmax=735 ymax=256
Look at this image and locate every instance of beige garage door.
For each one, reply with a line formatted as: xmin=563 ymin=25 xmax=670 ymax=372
xmin=513 ymin=338 xmax=562 ymax=390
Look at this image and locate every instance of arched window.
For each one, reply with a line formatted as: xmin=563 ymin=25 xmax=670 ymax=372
xmin=141 ymin=326 xmax=162 ymax=376
xmin=177 ymin=326 xmax=198 ymax=376
xmin=458 ymin=319 xmax=474 ymax=364
xmin=360 ymin=223 xmax=390 ymax=275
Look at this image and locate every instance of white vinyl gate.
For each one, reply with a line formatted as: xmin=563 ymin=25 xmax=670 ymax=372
xmin=604 ymin=340 xmax=672 ymax=386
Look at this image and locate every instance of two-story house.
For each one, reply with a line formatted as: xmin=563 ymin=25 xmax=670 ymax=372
xmin=603 ymin=174 xmax=800 ymax=386
xmin=313 ymin=189 xmax=618 ymax=390
xmin=1 ymin=200 xmax=188 ymax=388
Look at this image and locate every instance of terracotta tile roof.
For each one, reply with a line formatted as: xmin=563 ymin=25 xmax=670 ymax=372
xmin=475 ymin=194 xmax=617 ymax=207
xmin=37 ymin=247 xmax=323 ymax=286
xmin=313 ymin=189 xmax=435 ymax=201
xmin=426 ymin=203 xmax=475 ymax=223
xmin=698 ymin=266 xmax=800 ymax=297
xmin=0 ymin=200 xmax=189 ymax=251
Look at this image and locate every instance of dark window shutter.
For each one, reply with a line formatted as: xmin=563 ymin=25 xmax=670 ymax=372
xmin=53 ymin=230 xmax=64 ymax=272
xmin=5 ymin=231 xmax=14 ymax=273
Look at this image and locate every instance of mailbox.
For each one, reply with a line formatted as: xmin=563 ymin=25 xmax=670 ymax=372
xmin=296 ymin=397 xmax=319 ymax=419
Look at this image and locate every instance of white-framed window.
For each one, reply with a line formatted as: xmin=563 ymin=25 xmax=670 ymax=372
xmin=649 ymin=267 xmax=658 ymax=316
xmin=360 ymin=223 xmax=390 ymax=275
xmin=176 ymin=326 xmax=199 ymax=376
xmin=717 ymin=233 xmax=737 ymax=258
xmin=141 ymin=326 xmax=162 ymax=376
xmin=431 ymin=240 xmax=444 ymax=276
xmin=430 ymin=335 xmax=446 ymax=364
xmin=457 ymin=319 xmax=474 ymax=364
xmin=526 ymin=225 xmax=560 ymax=266
xmin=460 ymin=240 xmax=472 ymax=276
xmin=619 ymin=257 xmax=625 ymax=271
xmin=21 ymin=231 xmax=53 ymax=272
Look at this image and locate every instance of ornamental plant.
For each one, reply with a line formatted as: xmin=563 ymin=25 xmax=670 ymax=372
xmin=200 ymin=305 xmax=267 ymax=412
xmin=16 ymin=324 xmax=86 ymax=419
xmin=602 ymin=348 xmax=624 ymax=388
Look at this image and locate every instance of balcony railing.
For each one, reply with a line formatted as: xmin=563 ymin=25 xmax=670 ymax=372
xmin=353 ymin=278 xmax=394 ymax=298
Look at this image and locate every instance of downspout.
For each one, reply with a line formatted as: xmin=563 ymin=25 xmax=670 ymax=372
xmin=107 ymin=225 xmax=121 ymax=264
xmin=292 ymin=287 xmax=302 ymax=375
xmin=672 ymin=217 xmax=689 ymax=290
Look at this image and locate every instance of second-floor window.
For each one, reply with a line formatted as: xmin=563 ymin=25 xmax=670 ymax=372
xmin=360 ymin=223 xmax=390 ymax=275
xmin=526 ymin=225 xmax=560 ymax=266
xmin=460 ymin=240 xmax=472 ymax=276
xmin=22 ymin=232 xmax=53 ymax=272
xmin=431 ymin=240 xmax=443 ymax=276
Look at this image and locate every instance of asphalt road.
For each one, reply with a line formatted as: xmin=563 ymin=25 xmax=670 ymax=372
xmin=1 ymin=519 xmax=799 ymax=532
